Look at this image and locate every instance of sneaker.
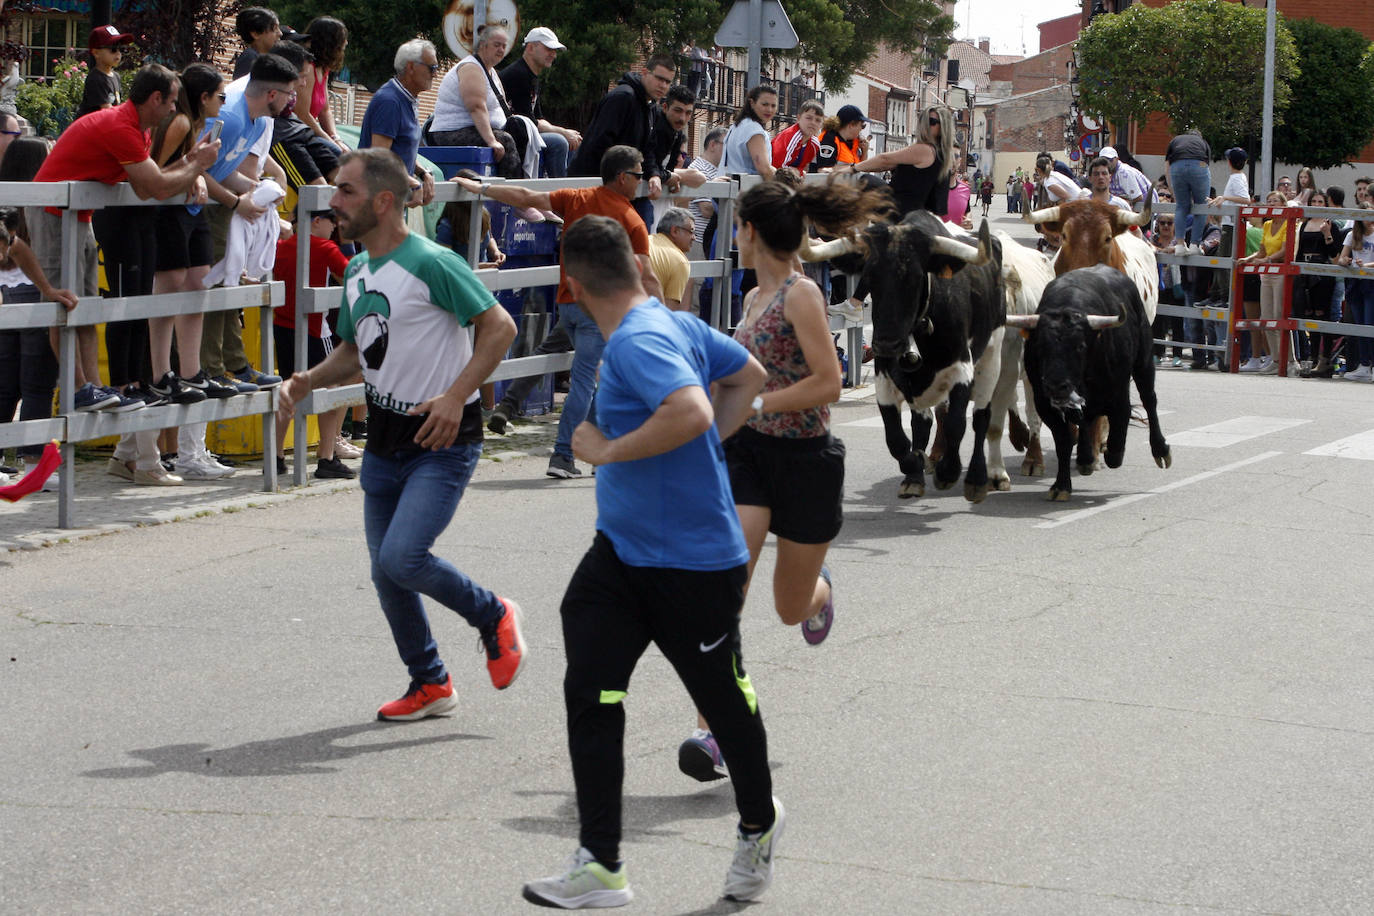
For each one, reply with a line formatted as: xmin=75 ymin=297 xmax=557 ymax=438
xmin=827 ymin=300 xmax=865 ymax=322
xmin=487 ymin=403 xmax=513 ymax=435
xmin=1171 ymin=356 xmax=1184 ymax=368
xmin=547 ymin=454 xmax=581 ymax=479
xmin=207 ymin=452 xmax=238 ymax=468
xmin=478 ymin=597 xmax=526 ymax=690
xmin=275 ymin=456 xmax=288 ymax=476
xmin=133 ymin=466 xmax=184 ymax=486
xmin=1238 ymin=357 xmax=1264 ymax=373
xmin=125 ymin=383 xmax=168 ymax=408
xmin=231 ymin=364 xmax=282 ymax=389
xmin=349 ymin=419 xmax=368 ymax=441
xmin=376 ymin=674 xmax=457 ymax=721
xmin=160 ymin=457 xmax=176 ymax=473
xmin=177 ymin=450 xmax=235 ymax=480
xmin=334 ymin=436 xmax=363 ymax=459
xmin=74 ymin=382 xmax=120 ymax=412
xmin=678 ymin=728 xmax=728 ymax=782
xmin=183 ymin=369 xmax=237 ymax=399
xmin=803 ymin=566 xmax=835 ymax=646
xmin=315 ymin=455 xmax=356 ymax=479
xmin=151 ymin=371 xmax=207 ymax=404
xmin=1344 ymin=364 xmax=1372 ymax=382
xmin=1287 ymin=361 xmax=1302 ymax=377
xmin=105 ymin=457 xmax=135 ymax=481
xmin=104 ymin=385 xmax=146 ymax=412
xmin=723 ymin=797 xmax=785 ymax=902
xmin=522 ymin=847 xmax=632 ymax=909
xmin=213 ymin=374 xmax=259 ymax=394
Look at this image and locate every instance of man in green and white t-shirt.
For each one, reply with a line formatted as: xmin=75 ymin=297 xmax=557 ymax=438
xmin=278 ymin=149 xmax=526 ymax=722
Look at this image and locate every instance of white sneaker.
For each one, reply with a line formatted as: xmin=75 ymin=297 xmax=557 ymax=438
xmin=1287 ymin=362 xmax=1302 ymax=377
xmin=1256 ymin=359 xmax=1279 ymax=376
xmin=723 ymin=796 xmax=785 ymax=902
xmin=1344 ymin=364 xmax=1372 ymax=382
xmin=176 ymin=450 xmax=235 ymax=480
xmin=1238 ymin=357 xmax=1264 ymax=373
xmin=334 ymin=436 xmax=363 ymax=459
xmin=827 ymin=300 xmax=865 ymax=323
xmin=522 ymin=847 xmax=632 ymax=909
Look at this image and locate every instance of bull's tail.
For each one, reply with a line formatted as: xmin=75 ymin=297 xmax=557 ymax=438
xmin=1008 ymin=407 xmax=1029 ymax=452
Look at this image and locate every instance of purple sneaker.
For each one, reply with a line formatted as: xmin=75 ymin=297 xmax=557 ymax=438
xmin=802 ymin=566 xmax=835 ymax=646
xmin=678 ymin=728 xmax=728 ymax=782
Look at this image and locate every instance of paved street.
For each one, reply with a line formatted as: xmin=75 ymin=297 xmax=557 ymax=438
xmin=5 ymin=342 xmax=1374 ymax=913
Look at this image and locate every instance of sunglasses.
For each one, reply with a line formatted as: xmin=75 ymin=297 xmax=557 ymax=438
xmin=216 ymin=93 xmax=227 ymax=102
xmin=623 ymin=170 xmax=645 ymax=179
xmin=0 ymin=130 xmax=19 ymax=137
xmin=928 ymin=115 xmax=940 ymax=124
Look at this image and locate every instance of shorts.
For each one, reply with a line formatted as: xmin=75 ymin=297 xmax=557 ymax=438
xmin=726 ymin=426 xmax=845 ymax=544
xmin=154 ymin=205 xmax=213 ymax=272
xmin=271 ymin=121 xmax=339 ymax=187
xmin=1243 ymin=275 xmax=1259 ymax=301
xmin=26 ymin=207 xmax=98 ymax=297
xmin=273 ymin=323 xmax=330 ymax=378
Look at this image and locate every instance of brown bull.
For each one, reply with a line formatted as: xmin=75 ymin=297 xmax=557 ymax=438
xmin=1021 ymin=190 xmax=1152 ymax=275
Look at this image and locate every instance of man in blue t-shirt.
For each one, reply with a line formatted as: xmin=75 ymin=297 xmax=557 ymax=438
xmin=521 ymin=216 xmax=785 ymax=910
xmin=358 ymin=38 xmax=437 ymax=208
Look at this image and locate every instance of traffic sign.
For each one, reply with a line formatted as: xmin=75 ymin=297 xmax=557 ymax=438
xmin=715 ymin=0 xmax=798 ymax=49
xmin=1069 ymin=149 xmax=1081 ymax=162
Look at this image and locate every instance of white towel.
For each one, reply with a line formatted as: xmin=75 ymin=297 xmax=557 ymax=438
xmin=204 ymin=179 xmax=286 ymax=288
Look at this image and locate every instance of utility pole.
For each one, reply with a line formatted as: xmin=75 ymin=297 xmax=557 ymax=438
xmin=1259 ymin=0 xmax=1276 ymax=195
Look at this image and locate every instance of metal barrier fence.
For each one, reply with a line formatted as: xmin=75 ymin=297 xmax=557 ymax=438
xmin=3 ymin=171 xmax=871 ymax=527
xmin=1154 ymin=202 xmax=1374 ymax=372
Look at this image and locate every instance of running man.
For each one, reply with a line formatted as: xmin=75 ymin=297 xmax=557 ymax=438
xmin=276 ymin=148 xmax=526 ymax=721
xmin=521 ymin=215 xmax=781 ymax=909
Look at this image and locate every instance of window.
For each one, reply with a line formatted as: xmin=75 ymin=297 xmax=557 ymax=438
xmin=886 ymin=97 xmax=908 ymax=139
xmin=22 ymin=16 xmax=88 ymax=79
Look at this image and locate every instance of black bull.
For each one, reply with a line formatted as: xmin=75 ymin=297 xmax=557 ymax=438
xmin=1007 ymin=265 xmax=1172 ymax=501
xmin=854 ymin=212 xmax=1007 ymax=502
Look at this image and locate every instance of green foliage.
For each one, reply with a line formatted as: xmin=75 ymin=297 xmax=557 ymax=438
xmin=15 ymin=56 xmax=88 ymax=138
xmin=1077 ymin=0 xmax=1298 ymax=153
xmin=270 ymin=0 xmax=449 ymax=90
xmin=1274 ymin=19 xmax=1374 ymax=170
xmin=116 ymin=0 xmax=243 ymax=69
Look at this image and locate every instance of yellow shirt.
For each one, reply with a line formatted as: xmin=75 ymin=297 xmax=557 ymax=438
xmin=1261 ymin=220 xmax=1287 ymax=258
xmin=648 ymin=232 xmax=690 ymax=305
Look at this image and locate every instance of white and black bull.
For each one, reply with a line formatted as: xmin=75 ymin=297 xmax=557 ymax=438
xmin=804 ymin=212 xmax=1004 ymax=502
xmin=1006 ymin=265 xmax=1172 ymax=501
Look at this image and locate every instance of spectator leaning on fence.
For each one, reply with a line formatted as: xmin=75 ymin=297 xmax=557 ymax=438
xmin=358 ymin=38 xmax=438 ymax=209
xmin=1098 ymin=146 xmax=1152 ymax=211
xmin=721 ymin=84 xmax=777 ymax=182
xmin=686 ymin=127 xmax=725 ymax=259
xmin=649 ymin=207 xmax=694 ymax=311
xmin=267 ymin=40 xmax=340 ymax=196
xmin=499 ymin=27 xmax=582 ymax=179
xmin=296 ymin=16 xmax=348 ymax=153
xmin=276 ymin=148 xmax=525 ymax=722
xmin=452 ymin=145 xmax=665 ymax=478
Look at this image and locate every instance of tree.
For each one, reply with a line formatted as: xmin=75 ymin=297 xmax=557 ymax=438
xmin=115 ymin=0 xmax=245 ymax=70
xmin=1076 ymin=0 xmax=1299 ymax=154
xmin=1274 ymin=19 xmax=1374 ymax=170
xmin=270 ymin=0 xmax=449 ymax=90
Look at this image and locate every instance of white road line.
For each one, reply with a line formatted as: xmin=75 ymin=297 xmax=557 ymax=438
xmin=1034 ymin=451 xmax=1283 ymax=529
xmin=1168 ymin=416 xmax=1309 ymax=449
xmin=1304 ymin=430 xmax=1374 ymax=461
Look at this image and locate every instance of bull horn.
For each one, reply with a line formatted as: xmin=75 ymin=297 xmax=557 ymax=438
xmin=931 ymin=235 xmax=987 ymax=265
xmin=1004 ymin=314 xmax=1040 ymax=329
xmin=1087 ymin=314 xmax=1126 ymax=330
xmin=1116 ymin=195 xmax=1153 ymax=228
xmin=1024 ymin=202 xmax=1061 ymax=225
xmin=798 ymin=232 xmax=859 ymax=262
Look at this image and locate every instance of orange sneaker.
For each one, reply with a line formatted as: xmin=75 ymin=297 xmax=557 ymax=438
xmin=376 ymin=675 xmax=457 ymax=721
xmin=479 ymin=597 xmax=526 ymax=690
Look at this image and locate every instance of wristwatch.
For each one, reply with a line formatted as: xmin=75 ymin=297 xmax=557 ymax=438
xmin=751 ymin=394 xmax=765 ymax=417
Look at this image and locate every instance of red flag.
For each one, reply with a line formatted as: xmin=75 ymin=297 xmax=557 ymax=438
xmin=0 ymin=440 xmax=62 ymax=502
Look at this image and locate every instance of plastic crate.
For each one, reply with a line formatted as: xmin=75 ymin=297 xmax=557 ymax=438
xmin=419 ymin=146 xmax=494 ymax=179
xmin=493 ymin=285 xmax=556 ymax=416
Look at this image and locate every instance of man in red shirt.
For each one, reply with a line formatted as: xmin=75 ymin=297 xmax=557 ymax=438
xmin=771 ymin=99 xmax=823 ymax=172
xmin=29 ymin=63 xmax=218 ymax=482
xmin=451 ymin=145 xmax=662 ymax=479
xmin=271 ymin=209 xmax=356 ymax=479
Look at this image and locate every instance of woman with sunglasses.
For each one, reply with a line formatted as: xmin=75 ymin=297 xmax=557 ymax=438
xmin=840 ymin=106 xmax=953 ymax=218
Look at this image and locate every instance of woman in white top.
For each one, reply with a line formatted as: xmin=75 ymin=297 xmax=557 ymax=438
xmin=430 ymin=26 xmax=522 ymax=178
xmin=721 ymin=85 xmax=777 ymax=179
xmin=1034 ymin=153 xmax=1081 ymax=206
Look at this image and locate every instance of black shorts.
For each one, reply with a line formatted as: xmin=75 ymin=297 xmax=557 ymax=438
xmin=153 ymin=205 xmax=213 ymax=272
xmin=726 ymin=427 xmax=845 ymax=544
xmin=271 ymin=119 xmax=339 ymax=187
xmin=273 ymin=323 xmax=330 ymax=378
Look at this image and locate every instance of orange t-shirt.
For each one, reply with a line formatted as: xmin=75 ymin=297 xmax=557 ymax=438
xmin=548 ymin=186 xmax=650 ymax=303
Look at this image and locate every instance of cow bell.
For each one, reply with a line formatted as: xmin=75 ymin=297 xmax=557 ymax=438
xmin=900 ymin=347 xmax=922 ymax=368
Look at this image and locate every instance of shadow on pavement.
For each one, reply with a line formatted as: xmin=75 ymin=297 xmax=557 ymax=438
xmin=504 ymin=786 xmax=739 ymax=843
xmin=81 ymin=721 xmax=488 ymax=779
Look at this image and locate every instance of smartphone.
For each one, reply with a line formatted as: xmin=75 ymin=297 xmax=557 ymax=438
xmin=198 ymin=121 xmax=223 ymax=144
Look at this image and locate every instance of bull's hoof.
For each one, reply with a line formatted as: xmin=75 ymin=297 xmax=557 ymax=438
xmin=1105 ymin=449 xmax=1124 ymax=469
xmin=899 ymin=477 xmax=925 ymax=498
xmin=924 ymin=454 xmax=936 ymax=474
xmin=1155 ymin=447 xmax=1172 ymax=469
xmin=964 ymin=482 xmax=989 ymax=504
xmin=1077 ymin=463 xmax=1094 ymax=477
xmin=933 ymin=475 xmax=957 ymax=491
xmin=1046 ymin=486 xmax=1071 ymax=501
xmin=1021 ymin=459 xmax=1044 ymax=477
xmin=991 ymin=473 xmax=1012 ymax=492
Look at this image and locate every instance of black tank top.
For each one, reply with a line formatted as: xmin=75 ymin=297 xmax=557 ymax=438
xmin=890 ymin=150 xmax=948 ymax=217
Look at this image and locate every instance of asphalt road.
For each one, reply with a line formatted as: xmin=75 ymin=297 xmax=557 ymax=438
xmin=5 ymin=353 xmax=1374 ymax=914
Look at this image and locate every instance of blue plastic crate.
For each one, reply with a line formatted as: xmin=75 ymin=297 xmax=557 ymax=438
xmin=419 ymin=146 xmax=493 ymax=179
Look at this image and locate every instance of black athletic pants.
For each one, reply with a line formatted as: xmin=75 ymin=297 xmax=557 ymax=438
xmin=93 ymin=207 xmax=157 ymax=387
xmin=560 ymin=532 xmax=772 ymax=864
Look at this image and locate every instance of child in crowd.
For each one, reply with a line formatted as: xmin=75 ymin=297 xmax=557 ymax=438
xmin=233 ymin=7 xmax=284 ymax=80
xmin=272 ymin=210 xmax=358 ymax=479
xmin=75 ymin=25 xmax=133 ymax=120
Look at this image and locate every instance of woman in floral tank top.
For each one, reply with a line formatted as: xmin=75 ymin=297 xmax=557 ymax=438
xmin=678 ymin=176 xmax=896 ymax=781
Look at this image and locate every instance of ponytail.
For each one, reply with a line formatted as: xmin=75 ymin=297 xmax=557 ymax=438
xmin=738 ymin=175 xmax=896 ymax=253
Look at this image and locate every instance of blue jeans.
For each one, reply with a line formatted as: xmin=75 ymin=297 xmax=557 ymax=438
xmin=553 ymin=303 xmax=605 ymax=460
xmin=1347 ymin=278 xmax=1374 ymax=367
xmin=361 ymin=441 xmax=503 ymax=683
xmin=540 ymin=131 xmax=569 ymax=178
xmin=1169 ymin=159 xmax=1211 ymax=247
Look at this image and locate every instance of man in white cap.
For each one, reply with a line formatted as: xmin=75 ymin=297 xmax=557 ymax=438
xmin=1099 ymin=145 xmax=1154 ymax=212
xmin=500 ymin=27 xmax=582 ymax=177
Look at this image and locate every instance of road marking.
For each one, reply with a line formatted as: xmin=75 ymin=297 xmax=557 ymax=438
xmin=1035 ymin=451 xmax=1283 ymax=529
xmin=1168 ymin=416 xmax=1308 ymax=449
xmin=1304 ymin=430 xmax=1374 ymax=461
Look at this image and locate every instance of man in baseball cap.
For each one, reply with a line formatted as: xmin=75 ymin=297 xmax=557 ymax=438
xmin=77 ymin=26 xmax=135 ymax=119
xmin=500 ymin=26 xmax=581 ymax=176
xmin=1098 ymin=144 xmax=1153 ymax=211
